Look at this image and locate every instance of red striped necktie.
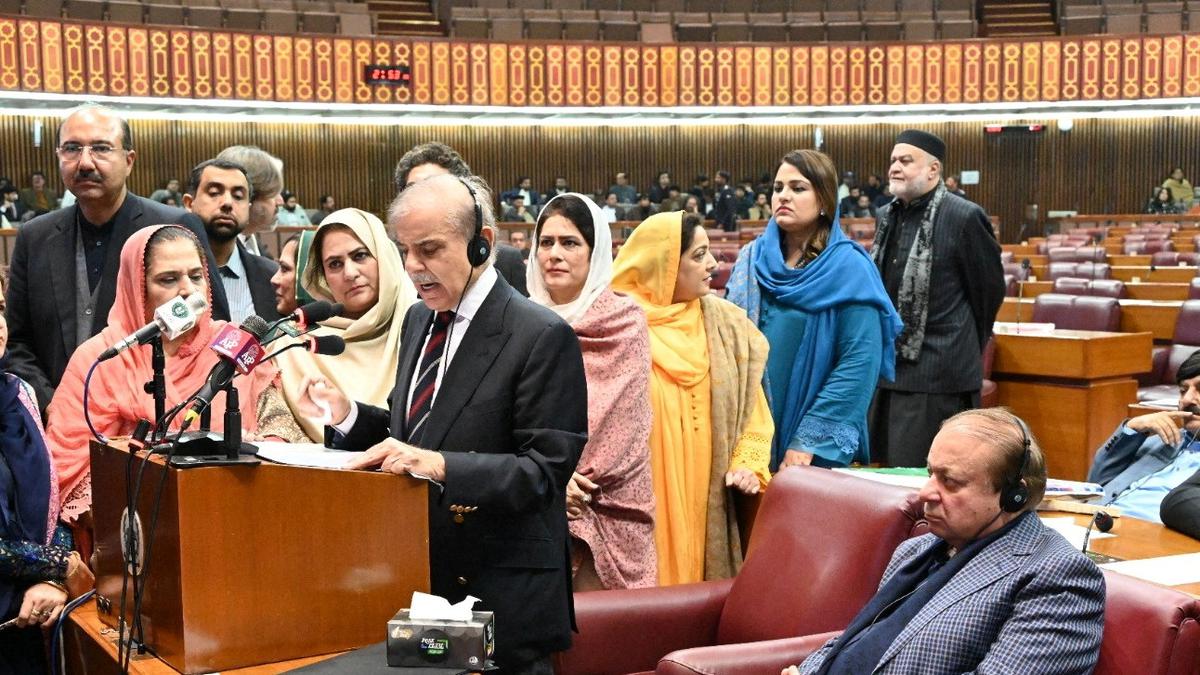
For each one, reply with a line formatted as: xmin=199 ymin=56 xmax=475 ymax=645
xmin=406 ymin=310 xmax=455 ymax=442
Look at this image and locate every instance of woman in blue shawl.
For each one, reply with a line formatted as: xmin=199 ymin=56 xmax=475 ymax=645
xmin=728 ymin=149 xmax=903 ymax=471
xmin=0 ymin=292 xmax=88 ymax=674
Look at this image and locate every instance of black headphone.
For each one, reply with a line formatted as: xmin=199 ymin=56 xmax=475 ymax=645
xmin=999 ymin=414 xmax=1033 ymax=513
xmin=456 ymin=176 xmax=490 ymax=267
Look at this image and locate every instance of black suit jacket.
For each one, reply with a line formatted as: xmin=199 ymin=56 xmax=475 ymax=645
xmin=331 ymin=275 xmax=587 ymax=667
xmin=236 ymin=239 xmax=282 ymax=321
xmin=5 ymin=193 xmax=230 ymax=413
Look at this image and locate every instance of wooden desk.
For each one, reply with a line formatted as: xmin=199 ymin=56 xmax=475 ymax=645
xmin=1050 ymin=512 xmax=1200 ymax=597
xmin=996 ymin=297 xmax=1181 ymax=341
xmin=1110 ymin=254 xmax=1153 ymax=266
xmin=1111 ymin=266 xmax=1197 ymax=283
xmin=64 ymin=602 xmax=339 ymax=674
xmin=992 ymin=330 xmax=1151 ymax=480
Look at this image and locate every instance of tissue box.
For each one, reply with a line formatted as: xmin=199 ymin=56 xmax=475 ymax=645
xmin=386 ymin=609 xmax=495 ymax=671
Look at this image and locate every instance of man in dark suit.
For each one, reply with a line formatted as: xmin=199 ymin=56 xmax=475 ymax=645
xmin=868 ymin=129 xmax=1005 ymax=467
xmin=295 ymin=174 xmax=586 ymax=674
xmin=5 ymin=105 xmax=229 ymax=414
xmin=183 ymin=158 xmax=281 ymax=323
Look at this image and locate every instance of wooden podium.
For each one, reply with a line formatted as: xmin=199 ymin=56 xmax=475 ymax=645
xmin=90 ymin=442 xmax=430 ymax=674
xmin=992 ymin=329 xmax=1152 ymax=481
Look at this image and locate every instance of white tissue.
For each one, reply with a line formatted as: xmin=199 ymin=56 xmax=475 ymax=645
xmin=310 ymin=381 xmax=332 ymax=426
xmin=408 ymin=592 xmax=479 ymax=622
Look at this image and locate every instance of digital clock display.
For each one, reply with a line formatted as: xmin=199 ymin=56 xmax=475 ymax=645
xmin=364 ymin=65 xmax=412 ymax=86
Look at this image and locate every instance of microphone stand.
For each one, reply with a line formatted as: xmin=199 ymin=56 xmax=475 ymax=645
xmin=144 ymin=336 xmax=166 ymax=443
xmin=168 ymin=380 xmax=261 ymax=468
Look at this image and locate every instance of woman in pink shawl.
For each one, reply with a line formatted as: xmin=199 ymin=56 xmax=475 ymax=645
xmin=46 ymin=225 xmax=284 ymax=523
xmin=526 ymin=193 xmax=656 ymax=590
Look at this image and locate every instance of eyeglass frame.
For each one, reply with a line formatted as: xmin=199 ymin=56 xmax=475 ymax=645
xmin=55 ymin=142 xmax=129 ymax=161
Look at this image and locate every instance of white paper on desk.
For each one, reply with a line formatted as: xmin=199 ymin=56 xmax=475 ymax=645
xmin=1101 ymin=553 xmax=1200 ymax=586
xmin=254 ymin=442 xmax=363 ymax=470
xmin=408 ymin=592 xmax=479 ymax=622
xmin=1040 ymin=517 xmax=1115 ymax=549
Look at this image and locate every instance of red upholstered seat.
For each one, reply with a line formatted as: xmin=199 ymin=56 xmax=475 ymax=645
xmin=1151 ymin=251 xmax=1199 ymax=267
xmin=1031 ymin=294 xmax=1120 ymax=332
xmin=555 ymin=468 xmax=926 ymax=675
xmin=1139 ymin=299 xmax=1200 ymax=402
xmin=654 ymin=570 xmax=1200 ymax=675
xmin=1052 ymin=278 xmax=1127 ymax=299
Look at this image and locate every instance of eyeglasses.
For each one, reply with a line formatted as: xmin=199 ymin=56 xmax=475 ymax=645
xmin=56 ymin=142 xmax=123 ymax=160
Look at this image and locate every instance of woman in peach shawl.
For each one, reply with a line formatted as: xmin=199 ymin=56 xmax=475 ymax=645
xmin=526 ymin=193 xmax=657 ymax=590
xmin=611 ymin=211 xmax=773 ymax=586
xmin=47 ymin=225 xmax=282 ymax=522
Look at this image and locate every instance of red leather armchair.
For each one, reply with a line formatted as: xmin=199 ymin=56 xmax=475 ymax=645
xmin=654 ymin=570 xmax=1200 ymax=675
xmin=1138 ymin=299 xmax=1200 ymax=401
xmin=1031 ymin=293 xmax=1121 ymax=332
xmin=555 ymin=468 xmax=926 ymax=675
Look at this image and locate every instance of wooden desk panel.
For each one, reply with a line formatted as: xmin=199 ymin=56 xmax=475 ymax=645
xmin=1111 ymin=266 xmax=1198 ymax=283
xmin=996 ymin=298 xmax=1180 ymax=341
xmin=1110 ymin=254 xmax=1153 ymax=266
xmin=992 ymin=330 xmax=1151 ymax=379
xmin=1126 ymin=283 xmax=1191 ymax=301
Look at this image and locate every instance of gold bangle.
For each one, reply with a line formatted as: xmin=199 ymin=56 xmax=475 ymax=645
xmin=41 ymin=580 xmax=68 ymax=595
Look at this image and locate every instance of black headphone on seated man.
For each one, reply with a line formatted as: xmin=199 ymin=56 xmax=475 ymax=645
xmin=999 ymin=414 xmax=1033 ymax=514
xmin=456 ymin=176 xmax=491 ymax=267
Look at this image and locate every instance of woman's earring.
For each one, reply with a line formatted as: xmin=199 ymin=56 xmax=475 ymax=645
xmin=819 ymin=209 xmax=826 ymax=217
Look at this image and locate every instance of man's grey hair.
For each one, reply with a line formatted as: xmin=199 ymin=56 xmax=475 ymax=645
xmin=215 ymin=145 xmax=283 ymax=199
xmin=388 ymin=173 xmax=497 ymax=265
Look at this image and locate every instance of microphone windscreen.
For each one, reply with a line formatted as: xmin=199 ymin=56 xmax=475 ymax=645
xmin=1094 ymin=511 xmax=1114 ymax=533
xmin=296 ymin=301 xmax=343 ymax=324
xmin=307 ymin=335 xmax=347 ymax=356
xmin=241 ymin=314 xmax=272 ymax=340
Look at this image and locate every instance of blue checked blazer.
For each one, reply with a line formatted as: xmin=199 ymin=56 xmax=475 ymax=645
xmin=800 ymin=512 xmax=1105 ymax=674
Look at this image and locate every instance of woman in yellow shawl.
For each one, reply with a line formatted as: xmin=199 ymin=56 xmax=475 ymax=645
xmin=276 ymin=208 xmax=418 ymax=441
xmin=611 ymin=211 xmax=774 ymax=586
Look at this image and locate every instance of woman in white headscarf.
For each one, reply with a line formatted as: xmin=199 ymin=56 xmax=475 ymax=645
xmin=526 ymin=194 xmax=657 ymax=590
xmin=276 ymin=208 xmax=418 ymax=441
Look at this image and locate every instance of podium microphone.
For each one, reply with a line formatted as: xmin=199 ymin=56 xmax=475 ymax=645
xmin=1081 ymin=511 xmax=1114 ymax=558
xmin=184 ymin=315 xmax=271 ymax=423
xmin=99 ymin=294 xmax=207 ymax=361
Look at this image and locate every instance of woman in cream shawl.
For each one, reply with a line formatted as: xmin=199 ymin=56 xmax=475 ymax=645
xmin=611 ymin=211 xmax=774 ymax=586
xmin=526 ymin=193 xmax=656 ymax=590
xmin=276 ymin=208 xmax=418 ymax=441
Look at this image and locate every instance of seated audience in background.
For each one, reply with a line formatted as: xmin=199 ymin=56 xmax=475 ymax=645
xmin=526 ymin=193 xmax=656 ymax=591
xmin=626 ymin=193 xmax=655 ymax=221
xmin=184 ymin=158 xmax=281 ymax=323
xmin=311 ymin=194 xmax=336 ymax=224
xmin=863 ymin=173 xmax=884 ymax=201
xmin=661 ymin=186 xmax=684 ymax=213
xmin=747 ymin=191 xmax=770 ymax=220
xmin=1162 ymin=167 xmax=1193 ymax=208
xmin=611 ymin=211 xmax=773 ymax=586
xmin=17 ymin=171 xmax=57 ymax=217
xmin=149 ymin=178 xmax=181 ymax=205
xmin=502 ymin=194 xmax=536 ymax=223
xmin=1087 ymin=350 xmax=1200 ymax=523
xmin=501 ymin=175 xmax=540 ymax=208
xmin=392 ymin=142 xmax=529 ymax=296
xmin=609 ymin=172 xmax=637 ymax=204
xmin=0 ymin=183 xmax=20 ymax=227
xmin=1146 ymin=186 xmax=1181 ymax=214
xmin=509 ymin=230 xmax=530 ymax=261
xmin=648 ymin=171 xmax=672 ymax=203
xmin=0 ymin=285 xmax=93 ymax=674
xmin=546 ymin=176 xmax=570 ymax=200
xmin=872 ymin=183 xmax=894 ymax=208
xmin=728 ymin=149 xmax=902 ymax=472
xmin=849 ymin=194 xmax=876 ymax=218
xmin=733 ymin=185 xmax=752 ymax=219
xmin=270 ymin=234 xmax=301 ymax=318
xmin=600 ymin=192 xmax=622 ymax=224
xmin=47 ymin=225 xmax=301 ymax=523
xmin=215 ymin=145 xmax=284 ymax=257
xmin=689 ymin=174 xmax=711 ymax=213
xmin=8 ymin=105 xmax=229 ymax=417
xmin=787 ymin=408 xmax=1105 ymax=675
xmin=838 ymin=186 xmax=862 ymax=216
xmin=1161 ymin=467 xmax=1200 ymax=539
xmin=277 ymin=209 xmax=417 ymax=442
xmin=944 ymin=174 xmax=967 ymax=198
xmin=711 ymin=170 xmax=736 ymax=232
xmin=682 ymin=194 xmax=702 ymax=216
xmin=837 ymin=170 xmax=855 ymax=201
xmin=275 ymin=190 xmax=312 ymax=227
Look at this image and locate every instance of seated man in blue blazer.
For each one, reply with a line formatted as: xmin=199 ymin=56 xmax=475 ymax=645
xmin=787 ymin=408 xmax=1105 ymax=675
xmin=294 ymin=173 xmax=587 ymax=675
xmin=1088 ymin=349 xmax=1200 ymax=524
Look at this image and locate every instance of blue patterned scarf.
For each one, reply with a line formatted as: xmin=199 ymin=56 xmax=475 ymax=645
xmin=728 ymin=216 xmax=902 ymax=468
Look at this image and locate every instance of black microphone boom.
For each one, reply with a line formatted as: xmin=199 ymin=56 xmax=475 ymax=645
xmin=1081 ymin=510 xmax=1114 ymax=558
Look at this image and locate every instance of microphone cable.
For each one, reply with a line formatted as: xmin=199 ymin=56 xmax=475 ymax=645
xmin=82 ymin=358 xmax=108 ymax=445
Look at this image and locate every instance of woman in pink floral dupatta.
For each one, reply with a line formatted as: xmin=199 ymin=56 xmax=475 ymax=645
xmin=526 ymin=193 xmax=657 ymax=590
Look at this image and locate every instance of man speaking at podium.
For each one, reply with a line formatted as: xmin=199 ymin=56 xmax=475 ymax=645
xmin=294 ymin=173 xmax=588 ymax=675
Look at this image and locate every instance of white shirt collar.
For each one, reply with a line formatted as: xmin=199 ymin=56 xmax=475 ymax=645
xmin=221 ymin=245 xmax=246 ymax=278
xmin=453 ymin=264 xmax=498 ymax=322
